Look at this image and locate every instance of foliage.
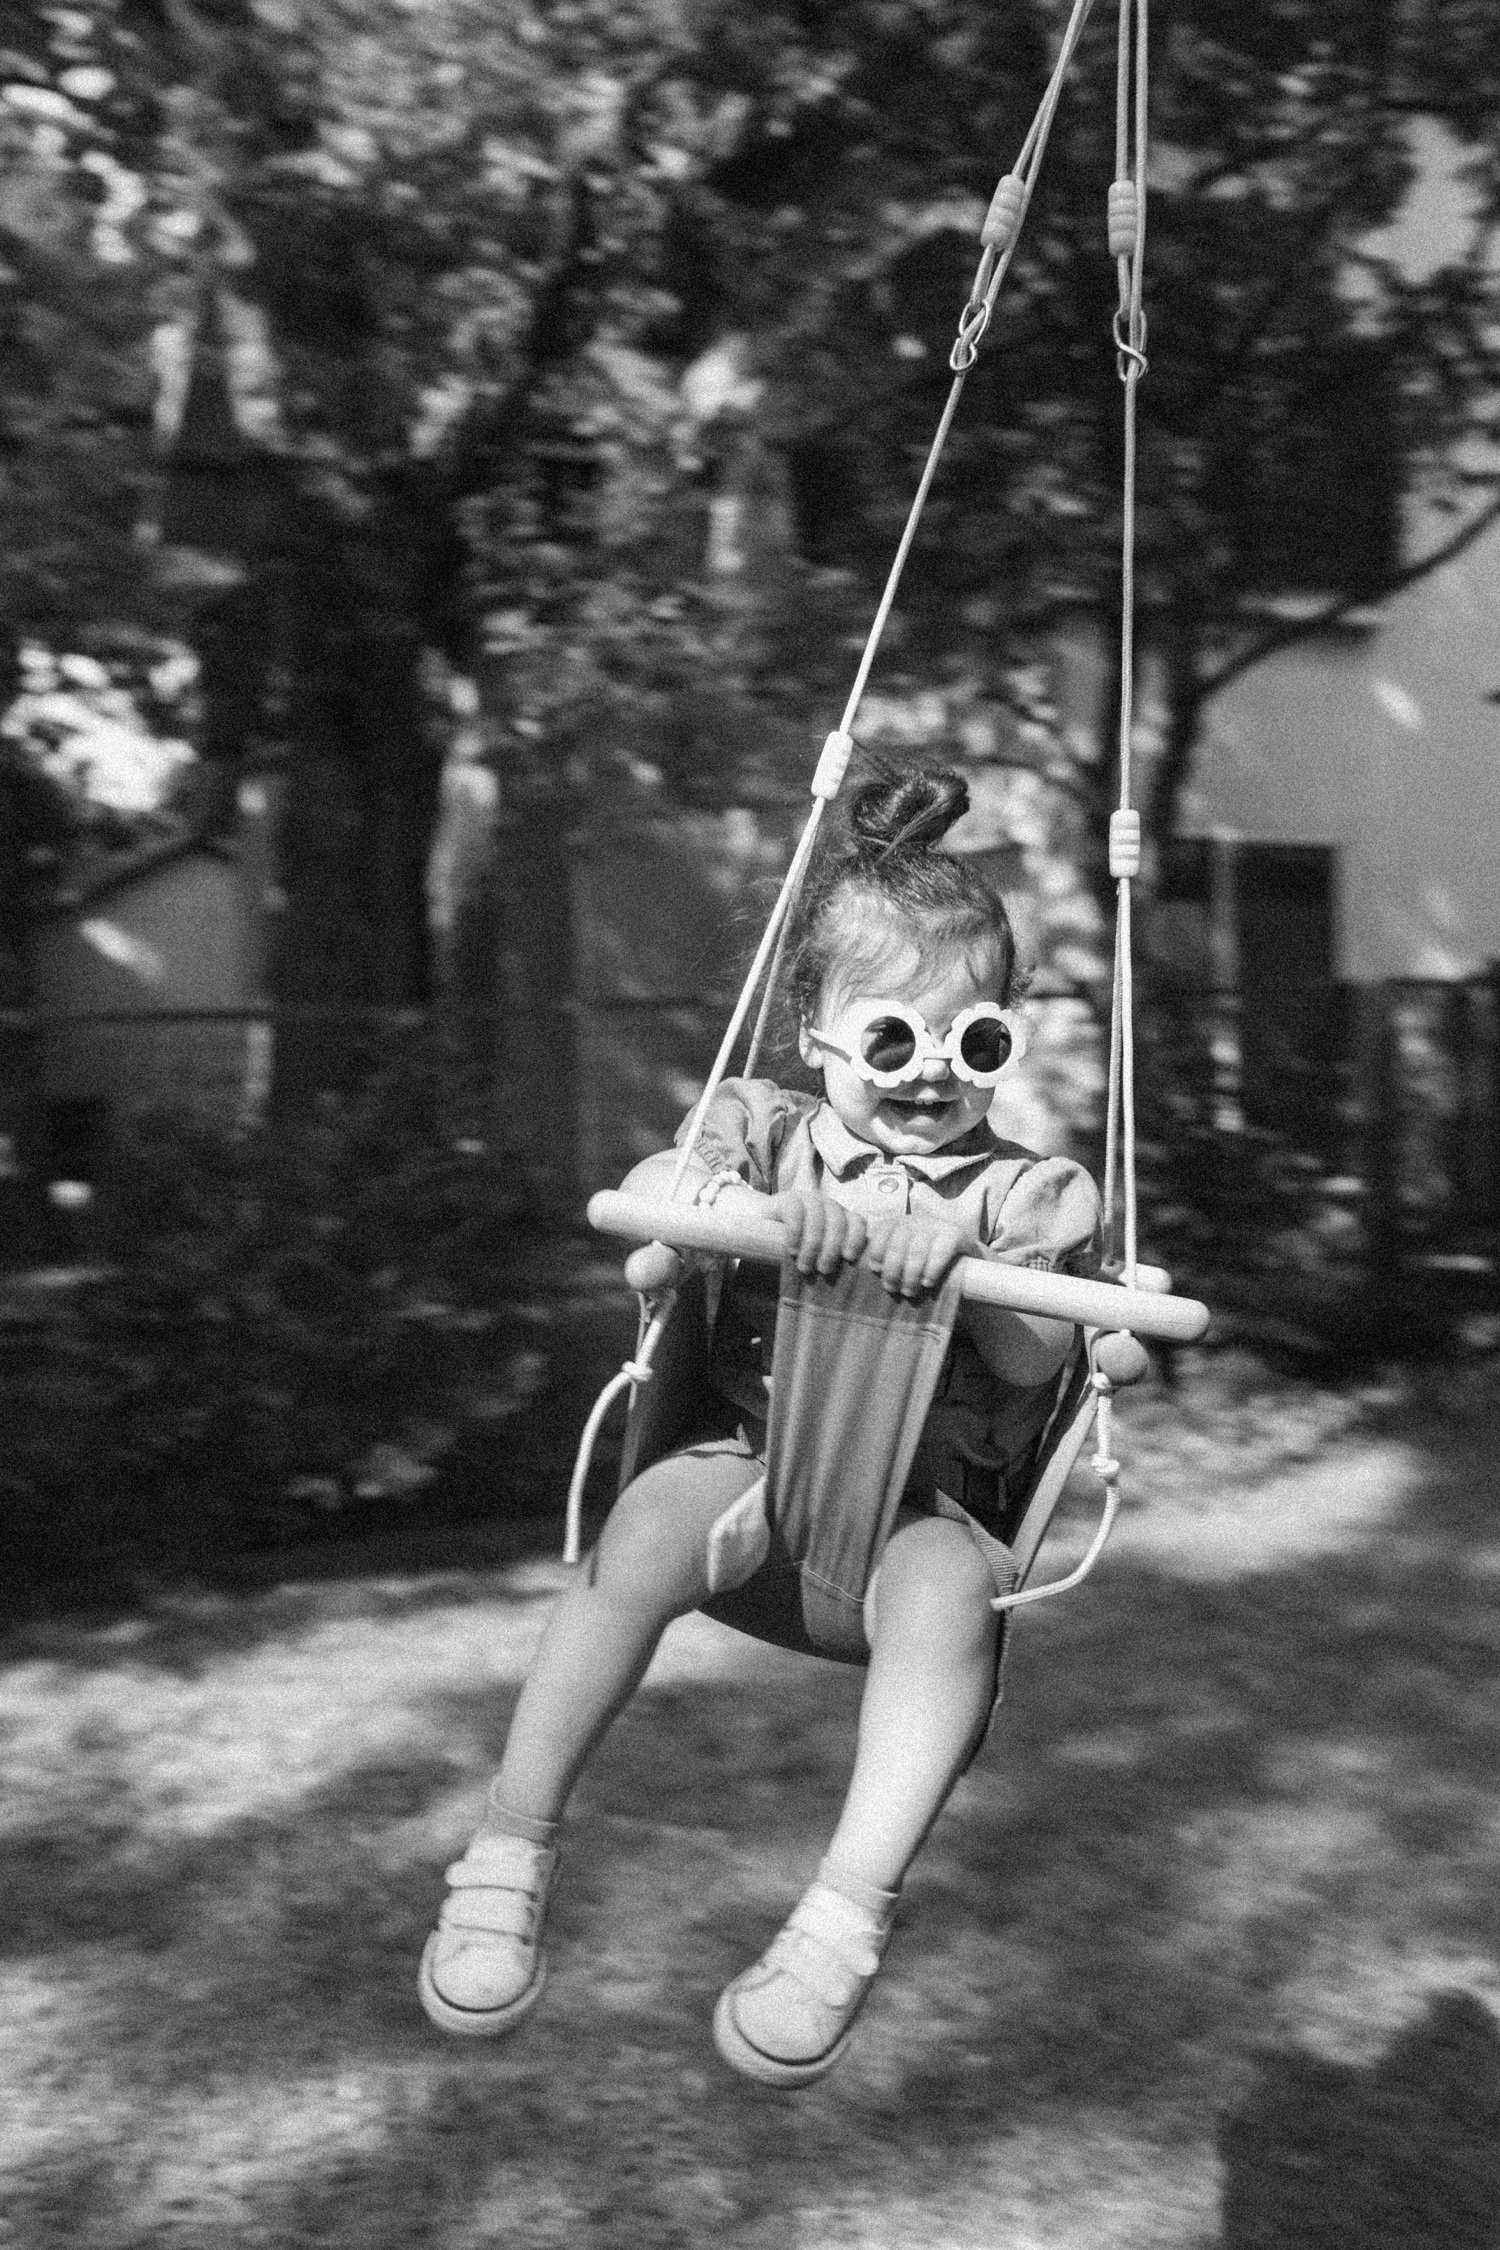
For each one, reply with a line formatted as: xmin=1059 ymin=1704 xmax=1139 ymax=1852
xmin=0 ymin=0 xmax=176 ymax=651
xmin=5 ymin=1 xmax=1500 ymax=1054
xmin=0 ymin=1028 xmax=553 ymax=1581
xmin=0 ymin=635 xmax=203 ymax=869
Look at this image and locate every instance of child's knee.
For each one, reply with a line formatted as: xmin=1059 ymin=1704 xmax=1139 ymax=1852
xmin=588 ymin=1460 xmax=744 ymax=1613
xmin=871 ymin=1517 xmax=998 ymax=1655
xmin=590 ymin=1481 xmax=691 ymax=1599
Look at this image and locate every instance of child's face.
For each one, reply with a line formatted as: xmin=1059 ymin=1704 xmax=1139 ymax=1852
xmin=799 ymin=951 xmax=1004 ymax=1160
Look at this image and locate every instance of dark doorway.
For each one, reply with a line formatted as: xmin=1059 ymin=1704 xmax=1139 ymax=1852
xmin=1160 ymin=839 xmax=1340 ymax=1153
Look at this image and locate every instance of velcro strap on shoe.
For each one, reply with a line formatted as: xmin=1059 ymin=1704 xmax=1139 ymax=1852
xmin=440 ymin=1886 xmax=534 ymax=1939
xmin=448 ymin=1837 xmax=552 ymax=1886
xmin=438 ymin=1837 xmax=552 ymax=1936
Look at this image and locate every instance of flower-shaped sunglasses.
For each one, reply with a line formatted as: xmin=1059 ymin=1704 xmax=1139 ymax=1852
xmin=805 ymin=998 xmax=1015 ymax=1089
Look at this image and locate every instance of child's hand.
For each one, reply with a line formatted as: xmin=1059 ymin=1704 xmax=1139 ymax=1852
xmin=863 ymin=1212 xmax=974 ymax=1300
xmin=768 ymin=1191 xmax=870 ymax=1277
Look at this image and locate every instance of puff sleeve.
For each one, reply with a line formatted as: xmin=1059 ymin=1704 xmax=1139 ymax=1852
xmin=672 ymin=1077 xmax=812 ymax=1194
xmin=986 ymin=1156 xmax=1103 ymax=1277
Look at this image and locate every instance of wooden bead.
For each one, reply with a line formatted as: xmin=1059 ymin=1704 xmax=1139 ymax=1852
xmin=624 ymin=1242 xmax=683 ymax=1294
xmin=1093 ymin=1330 xmax=1151 ymax=1387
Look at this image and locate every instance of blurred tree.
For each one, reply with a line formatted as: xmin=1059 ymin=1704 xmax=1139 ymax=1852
xmin=4 ymin=0 xmax=1500 ymax=1126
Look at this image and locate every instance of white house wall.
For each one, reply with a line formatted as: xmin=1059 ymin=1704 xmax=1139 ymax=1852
xmin=1182 ymin=516 xmax=1500 ymax=985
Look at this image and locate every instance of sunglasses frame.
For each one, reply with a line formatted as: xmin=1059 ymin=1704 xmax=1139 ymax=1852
xmin=805 ymin=997 xmax=1015 ymax=1089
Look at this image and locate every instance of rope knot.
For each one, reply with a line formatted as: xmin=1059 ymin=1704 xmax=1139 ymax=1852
xmin=1113 ymin=307 xmax=1149 ymax=383
xmin=621 ymin=1359 xmax=655 ymax=1386
xmin=949 ymin=297 xmax=993 ymax=373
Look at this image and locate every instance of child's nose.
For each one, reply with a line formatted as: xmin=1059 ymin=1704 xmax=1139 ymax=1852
xmin=918 ymin=1051 xmax=952 ymax=1081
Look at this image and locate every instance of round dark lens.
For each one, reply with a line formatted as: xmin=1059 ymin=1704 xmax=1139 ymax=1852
xmin=959 ymin=1017 xmax=1011 ymax=1073
xmin=861 ymin=1016 xmax=918 ymax=1073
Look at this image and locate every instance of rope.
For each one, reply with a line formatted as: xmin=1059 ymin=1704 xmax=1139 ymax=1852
xmin=985 ymin=0 xmax=1152 ymax=1617
xmin=702 ymin=0 xmax=1101 ymax=1120
xmin=562 ymin=0 xmax=1146 ymax=1567
xmin=563 ymin=1304 xmax=670 ymax=1565
xmin=1102 ymin=0 xmax=1148 ymax=1293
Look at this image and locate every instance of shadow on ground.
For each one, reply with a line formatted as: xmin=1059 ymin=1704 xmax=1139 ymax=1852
xmin=2 ymin=1365 xmax=1498 ymax=2248
xmin=1219 ymin=1992 xmax=1500 ymax=2249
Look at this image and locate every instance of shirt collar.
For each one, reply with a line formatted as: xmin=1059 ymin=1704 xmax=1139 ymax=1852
xmin=808 ymin=1102 xmax=1001 ymax=1182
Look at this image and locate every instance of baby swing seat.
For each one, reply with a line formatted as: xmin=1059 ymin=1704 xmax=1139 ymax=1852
xmin=611 ymin=1252 xmax=1107 ymax=1664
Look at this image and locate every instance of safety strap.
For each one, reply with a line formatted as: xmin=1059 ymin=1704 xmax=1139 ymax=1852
xmin=762 ymin=1256 xmax=966 ymax=1659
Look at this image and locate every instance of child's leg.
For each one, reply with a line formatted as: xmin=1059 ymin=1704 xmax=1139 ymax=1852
xmin=488 ymin=1444 xmax=757 ymax=1825
xmin=714 ymin=1514 xmax=997 ymax=2085
xmin=420 ymin=1443 xmax=759 ymax=2037
xmin=823 ymin=1512 xmax=1000 ymax=1890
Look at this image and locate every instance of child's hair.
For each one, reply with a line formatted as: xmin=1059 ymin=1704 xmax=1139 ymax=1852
xmin=783 ymin=766 xmax=1019 ymax=1022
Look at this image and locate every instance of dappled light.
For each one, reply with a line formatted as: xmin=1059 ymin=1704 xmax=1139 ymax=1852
xmin=3 ymin=1368 xmax=1498 ymax=2247
xmin=3 ymin=1 xmax=1499 ymax=2243
xmin=77 ymin=918 xmax=166 ymax=984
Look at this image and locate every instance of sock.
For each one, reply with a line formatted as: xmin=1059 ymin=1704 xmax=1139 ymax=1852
xmin=479 ymin=1786 xmax=559 ymax=1850
xmin=816 ymin=1854 xmax=899 ymax=1929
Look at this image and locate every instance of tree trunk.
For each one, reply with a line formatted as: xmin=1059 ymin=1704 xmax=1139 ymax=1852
xmin=493 ymin=769 xmax=581 ymax=1217
xmin=1147 ymin=571 xmax=1209 ymax=857
xmin=0 ymin=774 xmax=52 ymax=1259
xmin=268 ymin=709 xmax=369 ymax=1120
xmin=358 ymin=642 xmax=442 ymax=1012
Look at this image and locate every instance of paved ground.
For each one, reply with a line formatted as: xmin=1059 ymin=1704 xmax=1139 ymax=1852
xmin=2 ymin=1357 xmax=1498 ymax=2248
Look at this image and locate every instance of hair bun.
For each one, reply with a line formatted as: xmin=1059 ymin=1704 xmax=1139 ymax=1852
xmin=846 ymin=769 xmax=970 ymax=863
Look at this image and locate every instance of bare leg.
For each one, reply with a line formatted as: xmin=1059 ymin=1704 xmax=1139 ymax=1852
xmin=713 ymin=1513 xmax=999 ymax=2084
xmin=421 ymin=1445 xmax=757 ymax=2035
xmin=823 ymin=1513 xmax=1000 ymax=1891
xmin=489 ymin=1446 xmax=761 ymax=1827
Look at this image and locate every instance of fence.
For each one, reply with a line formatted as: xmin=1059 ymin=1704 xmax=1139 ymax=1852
xmin=9 ymin=977 xmax=1499 ymax=1314
xmin=1347 ymin=976 xmax=1500 ymax=1306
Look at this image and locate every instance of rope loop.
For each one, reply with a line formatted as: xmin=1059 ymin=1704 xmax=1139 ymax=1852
xmin=949 ymin=297 xmax=993 ymax=373
xmin=1112 ymin=305 xmax=1148 ymax=381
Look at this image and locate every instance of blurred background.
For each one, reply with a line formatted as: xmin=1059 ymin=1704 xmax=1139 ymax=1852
xmin=3 ymin=0 xmax=1497 ymax=1585
xmin=4 ymin=7 xmax=1500 ymax=2246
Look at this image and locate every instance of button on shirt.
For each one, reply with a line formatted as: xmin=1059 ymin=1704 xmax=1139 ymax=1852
xmin=853 ymin=1162 xmax=909 ymax=1216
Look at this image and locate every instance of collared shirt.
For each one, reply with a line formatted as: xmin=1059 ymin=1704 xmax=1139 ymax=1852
xmin=678 ymin=1077 xmax=1102 ymax=1269
xmin=674 ymin=1078 xmax=1104 ymax=1529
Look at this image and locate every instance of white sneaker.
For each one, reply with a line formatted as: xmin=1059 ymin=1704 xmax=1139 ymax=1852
xmin=418 ymin=1833 xmax=558 ymax=2037
xmin=712 ymin=1880 xmax=892 ymax=2087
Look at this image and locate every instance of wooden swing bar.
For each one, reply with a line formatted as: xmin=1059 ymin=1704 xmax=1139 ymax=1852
xmin=587 ymin=1190 xmax=1210 ymax=1345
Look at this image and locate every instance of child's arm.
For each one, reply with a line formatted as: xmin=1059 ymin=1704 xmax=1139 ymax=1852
xmin=960 ymin=1154 xmax=1104 ymax=1384
xmin=619 ymin=1161 xmax=1076 ymax=1373
xmin=620 ymin=1153 xmax=872 ymax=1281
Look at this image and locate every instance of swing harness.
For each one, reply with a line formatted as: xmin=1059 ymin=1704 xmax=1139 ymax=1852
xmin=565 ymin=0 xmax=1209 ymax=1641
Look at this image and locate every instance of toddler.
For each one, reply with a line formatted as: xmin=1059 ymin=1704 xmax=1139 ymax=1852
xmin=419 ymin=768 xmax=1102 ymax=2086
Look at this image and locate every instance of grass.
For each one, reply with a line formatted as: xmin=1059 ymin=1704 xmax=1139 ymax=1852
xmin=2 ymin=1353 xmax=1499 ymax=2248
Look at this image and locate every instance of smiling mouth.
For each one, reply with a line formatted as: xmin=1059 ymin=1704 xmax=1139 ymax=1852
xmin=882 ymin=1095 xmax=955 ymax=1119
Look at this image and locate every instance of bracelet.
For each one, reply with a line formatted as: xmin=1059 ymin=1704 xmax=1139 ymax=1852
xmin=693 ymin=1167 xmax=745 ymax=1210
